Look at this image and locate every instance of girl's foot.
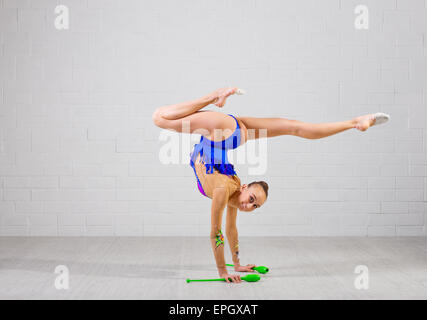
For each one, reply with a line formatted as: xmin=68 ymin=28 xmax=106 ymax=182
xmin=211 ymin=87 xmax=244 ymax=108
xmin=354 ymin=113 xmax=390 ymax=131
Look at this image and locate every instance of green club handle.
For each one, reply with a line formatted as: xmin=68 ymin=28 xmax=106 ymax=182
xmin=226 ymin=264 xmax=270 ymax=274
xmin=186 ymin=274 xmax=260 ymax=283
xmin=186 ymin=278 xmax=225 ymax=283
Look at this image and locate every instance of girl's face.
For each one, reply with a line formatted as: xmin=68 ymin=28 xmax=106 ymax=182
xmin=238 ymin=184 xmax=267 ymax=212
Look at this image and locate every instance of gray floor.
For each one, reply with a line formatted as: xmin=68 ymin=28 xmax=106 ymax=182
xmin=0 ymin=237 xmax=426 ymax=300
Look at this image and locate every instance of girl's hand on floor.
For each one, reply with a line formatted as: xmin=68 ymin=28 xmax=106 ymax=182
xmin=210 ymin=87 xmax=238 ymax=108
xmin=234 ymin=264 xmax=257 ymax=272
xmin=219 ymin=272 xmax=242 ymax=283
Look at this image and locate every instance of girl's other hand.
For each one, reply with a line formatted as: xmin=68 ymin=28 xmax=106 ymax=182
xmin=234 ymin=264 xmax=256 ymax=272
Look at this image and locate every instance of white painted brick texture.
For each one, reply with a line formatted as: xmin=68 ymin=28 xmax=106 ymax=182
xmin=0 ymin=0 xmax=426 ymax=236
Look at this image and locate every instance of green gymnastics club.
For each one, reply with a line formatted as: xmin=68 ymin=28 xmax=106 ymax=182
xmin=186 ymin=274 xmax=260 ymax=283
xmin=226 ymin=264 xmax=269 ymax=274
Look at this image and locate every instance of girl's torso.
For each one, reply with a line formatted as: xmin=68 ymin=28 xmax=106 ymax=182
xmin=190 ymin=113 xmax=246 ymax=199
xmin=193 ymin=154 xmax=241 ymax=200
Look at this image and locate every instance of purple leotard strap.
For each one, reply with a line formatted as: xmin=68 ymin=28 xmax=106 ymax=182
xmin=197 ymin=179 xmax=207 ymax=197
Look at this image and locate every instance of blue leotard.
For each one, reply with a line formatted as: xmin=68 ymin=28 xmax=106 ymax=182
xmin=189 ymin=114 xmax=241 ymax=197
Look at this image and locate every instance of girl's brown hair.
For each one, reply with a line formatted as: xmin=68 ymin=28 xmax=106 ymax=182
xmin=248 ymin=181 xmax=269 ymax=198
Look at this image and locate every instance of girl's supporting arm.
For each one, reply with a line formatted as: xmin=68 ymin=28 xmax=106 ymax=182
xmin=210 ymin=188 xmax=241 ymax=283
xmin=226 ymin=205 xmax=257 ymax=273
xmin=226 ymin=206 xmax=240 ymax=266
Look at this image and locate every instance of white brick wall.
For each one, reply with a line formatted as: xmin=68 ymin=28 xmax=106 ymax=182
xmin=0 ymin=0 xmax=426 ymax=236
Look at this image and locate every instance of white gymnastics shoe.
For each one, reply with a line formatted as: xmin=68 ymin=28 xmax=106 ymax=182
xmin=371 ymin=112 xmax=390 ymax=126
xmin=355 ymin=112 xmax=390 ymax=131
xmin=235 ymin=88 xmax=246 ymax=95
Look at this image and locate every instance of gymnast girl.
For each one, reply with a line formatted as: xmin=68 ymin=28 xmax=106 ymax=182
xmin=152 ymin=87 xmax=390 ymax=283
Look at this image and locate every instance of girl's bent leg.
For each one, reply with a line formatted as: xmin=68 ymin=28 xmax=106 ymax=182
xmin=152 ymin=88 xmax=240 ymax=138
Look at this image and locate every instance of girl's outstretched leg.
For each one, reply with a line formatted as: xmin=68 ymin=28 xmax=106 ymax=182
xmin=291 ymin=119 xmax=357 ymax=139
xmin=238 ymin=113 xmax=389 ymax=140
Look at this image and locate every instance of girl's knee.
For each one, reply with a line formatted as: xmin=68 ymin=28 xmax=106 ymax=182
xmin=152 ymin=108 xmax=164 ymax=128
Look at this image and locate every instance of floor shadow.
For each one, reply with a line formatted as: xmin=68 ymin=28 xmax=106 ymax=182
xmin=0 ymin=258 xmax=181 ymax=280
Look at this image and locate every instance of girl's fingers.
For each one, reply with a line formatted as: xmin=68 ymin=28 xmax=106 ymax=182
xmin=225 ymin=275 xmax=242 ymax=283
